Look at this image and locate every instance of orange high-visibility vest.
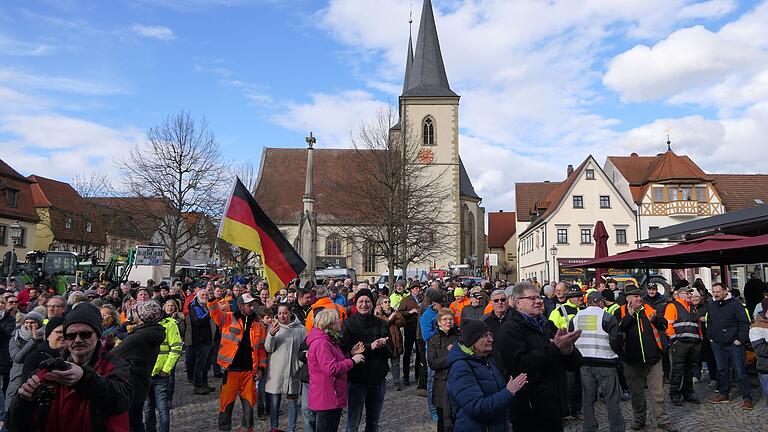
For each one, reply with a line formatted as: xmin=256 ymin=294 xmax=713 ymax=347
xmin=450 ymin=298 xmax=470 ymax=325
xmin=620 ymin=304 xmax=662 ymax=350
xmin=305 ymin=297 xmax=347 ymax=332
xmin=208 ymin=301 xmax=267 ymax=371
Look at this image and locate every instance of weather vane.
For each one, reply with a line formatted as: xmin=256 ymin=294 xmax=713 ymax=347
xmin=664 ymin=127 xmax=672 ymax=151
xmin=305 ymin=131 xmax=316 ymax=149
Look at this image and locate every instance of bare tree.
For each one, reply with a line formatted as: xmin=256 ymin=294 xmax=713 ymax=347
xmin=119 ymin=110 xmax=229 ymax=275
xmin=330 ymin=106 xmax=455 ymax=291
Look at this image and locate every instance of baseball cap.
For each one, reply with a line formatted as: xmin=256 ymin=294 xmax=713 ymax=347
xmin=237 ymin=293 xmax=258 ymax=305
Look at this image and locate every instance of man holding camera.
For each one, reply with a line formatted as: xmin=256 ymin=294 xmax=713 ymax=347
xmin=7 ymin=302 xmax=132 ymax=431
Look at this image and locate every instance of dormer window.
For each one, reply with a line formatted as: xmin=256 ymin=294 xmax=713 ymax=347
xmin=65 ymin=217 xmax=72 ymax=229
xmin=4 ymin=189 xmax=18 ymax=208
xmin=422 ymin=116 xmax=435 ymax=146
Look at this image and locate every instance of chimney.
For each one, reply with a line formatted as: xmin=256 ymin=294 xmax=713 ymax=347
xmin=567 ymin=164 xmax=574 ymax=177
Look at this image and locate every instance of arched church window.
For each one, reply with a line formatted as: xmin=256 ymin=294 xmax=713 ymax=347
xmin=325 ymin=235 xmax=342 ymax=256
xmin=423 ymin=117 xmax=435 ymax=146
xmin=363 ymin=242 xmax=376 ymax=273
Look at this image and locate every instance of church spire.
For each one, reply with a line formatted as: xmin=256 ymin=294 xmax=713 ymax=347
xmin=402 ymin=14 xmax=414 ymax=95
xmin=403 ymin=0 xmax=457 ymax=97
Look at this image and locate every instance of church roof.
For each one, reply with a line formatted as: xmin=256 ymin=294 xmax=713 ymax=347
xmin=254 ymin=148 xmax=478 ymax=225
xmin=459 ymin=158 xmax=480 ymax=199
xmin=254 ymin=148 xmax=380 ymax=225
xmin=402 ymin=0 xmax=457 ymax=97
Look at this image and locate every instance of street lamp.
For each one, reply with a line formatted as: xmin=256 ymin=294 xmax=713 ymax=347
xmin=549 ymin=245 xmax=558 ymax=283
xmin=7 ymin=221 xmax=22 ymax=287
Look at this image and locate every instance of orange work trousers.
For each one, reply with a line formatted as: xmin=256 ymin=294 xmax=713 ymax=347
xmin=218 ymin=370 xmax=257 ymax=431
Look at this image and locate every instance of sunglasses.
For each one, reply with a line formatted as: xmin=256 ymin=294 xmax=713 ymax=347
xmin=64 ymin=330 xmax=95 ymax=341
xmin=492 ymin=298 xmax=506 ymax=303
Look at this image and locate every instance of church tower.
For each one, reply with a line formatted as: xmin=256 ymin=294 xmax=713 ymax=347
xmin=397 ymin=0 xmax=484 ymax=269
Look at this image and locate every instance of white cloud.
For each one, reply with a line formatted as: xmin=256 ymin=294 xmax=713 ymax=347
xmin=271 ymin=90 xmax=386 ymax=148
xmin=131 ymin=24 xmax=176 ymax=41
xmin=0 ymin=114 xmax=144 ymax=180
xmin=603 ymin=25 xmax=768 ymax=103
xmin=0 ymin=67 xmax=125 ymax=95
xmin=0 ymin=34 xmax=51 ymax=56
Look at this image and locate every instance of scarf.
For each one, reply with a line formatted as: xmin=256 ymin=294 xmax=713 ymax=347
xmin=324 ymin=328 xmax=342 ymax=345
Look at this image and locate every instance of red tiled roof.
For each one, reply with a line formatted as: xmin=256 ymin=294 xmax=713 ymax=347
xmin=0 ymin=159 xmax=39 ymax=223
xmin=710 ymin=174 xmax=768 ymax=212
xmin=515 ymin=182 xmax=560 ymax=222
xmin=608 ymin=151 xmax=708 ymax=186
xmin=487 ymin=211 xmax=516 ymax=248
xmin=27 ymin=175 xmax=107 ymax=245
xmin=254 ymin=148 xmax=383 ymax=224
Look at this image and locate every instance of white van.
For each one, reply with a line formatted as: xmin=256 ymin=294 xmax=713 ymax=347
xmin=377 ymin=268 xmax=427 ymax=290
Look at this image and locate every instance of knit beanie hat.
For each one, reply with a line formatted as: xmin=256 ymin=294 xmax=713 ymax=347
xmin=23 ymin=310 xmax=44 ymax=327
xmin=135 ymin=300 xmax=163 ymax=323
xmin=64 ymin=302 xmax=103 ymax=334
xmin=354 ymin=288 xmax=373 ymax=304
xmin=460 ymin=319 xmax=491 ymax=347
xmin=45 ymin=316 xmax=66 ymax=339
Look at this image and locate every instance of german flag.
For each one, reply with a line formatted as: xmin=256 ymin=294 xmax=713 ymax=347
xmin=218 ymin=177 xmax=306 ymax=295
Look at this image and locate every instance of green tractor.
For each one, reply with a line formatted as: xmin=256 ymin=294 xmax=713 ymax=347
xmin=19 ymin=251 xmax=78 ymax=294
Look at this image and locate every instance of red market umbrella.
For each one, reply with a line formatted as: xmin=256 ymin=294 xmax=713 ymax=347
xmin=593 ymin=221 xmax=609 ymax=283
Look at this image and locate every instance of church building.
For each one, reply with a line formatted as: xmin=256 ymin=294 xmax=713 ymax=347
xmin=253 ymin=0 xmax=485 ymax=281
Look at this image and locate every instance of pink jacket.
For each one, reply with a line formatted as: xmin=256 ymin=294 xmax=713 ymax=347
xmin=306 ymin=327 xmax=355 ymax=411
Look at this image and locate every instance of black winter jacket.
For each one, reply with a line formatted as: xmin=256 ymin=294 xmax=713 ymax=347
xmin=341 ymin=311 xmax=392 ymax=386
xmin=482 ymin=311 xmax=508 ymax=372
xmin=460 ymin=305 xmax=485 ymax=323
xmin=0 ymin=313 xmax=16 ymax=374
xmin=707 ymin=297 xmax=750 ymax=344
xmin=112 ymin=322 xmax=165 ymax=404
xmin=497 ymin=310 xmax=582 ymax=424
xmin=427 ymin=327 xmax=460 ymax=411
xmin=617 ymin=304 xmax=666 ymax=364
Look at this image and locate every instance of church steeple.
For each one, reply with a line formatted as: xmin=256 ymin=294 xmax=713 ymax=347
xmin=402 ymin=28 xmax=414 ymax=95
xmin=402 ymin=0 xmax=457 ymax=97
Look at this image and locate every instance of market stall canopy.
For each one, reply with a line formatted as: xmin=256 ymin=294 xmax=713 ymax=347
xmin=566 ymin=233 xmax=768 ymax=269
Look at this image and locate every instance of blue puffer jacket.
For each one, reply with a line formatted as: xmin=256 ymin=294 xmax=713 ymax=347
xmin=446 ymin=344 xmax=513 ymax=432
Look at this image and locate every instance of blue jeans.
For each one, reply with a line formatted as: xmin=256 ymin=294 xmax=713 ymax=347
xmin=143 ymin=375 xmax=171 ymax=432
xmin=426 ymin=354 xmax=435 ymax=415
xmin=759 ymin=373 xmax=768 ymax=401
xmin=257 ymin=376 xmax=269 ymax=414
xmin=712 ymin=342 xmax=753 ymax=400
xmin=301 ymin=382 xmax=315 ymax=432
xmin=268 ymin=392 xmax=298 ymax=432
xmin=312 ymin=409 xmax=342 ymax=432
xmin=346 ymin=382 xmax=385 ymax=432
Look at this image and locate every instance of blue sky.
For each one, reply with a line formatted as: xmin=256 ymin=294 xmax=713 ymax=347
xmin=1 ymin=0 xmax=767 ymax=214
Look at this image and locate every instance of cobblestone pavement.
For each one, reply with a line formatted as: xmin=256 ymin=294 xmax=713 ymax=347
xmin=170 ymin=361 xmax=766 ymax=432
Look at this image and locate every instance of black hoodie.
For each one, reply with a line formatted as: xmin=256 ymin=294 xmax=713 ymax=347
xmin=340 ymin=311 xmax=392 ymax=386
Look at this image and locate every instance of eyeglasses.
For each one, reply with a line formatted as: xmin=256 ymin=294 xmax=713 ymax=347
xmin=517 ymin=295 xmax=543 ymax=303
xmin=64 ymin=330 xmax=95 ymax=341
xmin=492 ymin=298 xmax=506 ymax=303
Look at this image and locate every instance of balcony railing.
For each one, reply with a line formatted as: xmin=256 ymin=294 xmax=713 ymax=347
xmin=665 ymin=200 xmax=699 ymax=217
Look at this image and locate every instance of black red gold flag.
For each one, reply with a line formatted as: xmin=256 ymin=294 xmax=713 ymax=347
xmin=218 ymin=177 xmax=306 ymax=294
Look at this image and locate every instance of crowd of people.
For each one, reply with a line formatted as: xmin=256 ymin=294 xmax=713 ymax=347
xmin=0 ymin=270 xmax=764 ymax=432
